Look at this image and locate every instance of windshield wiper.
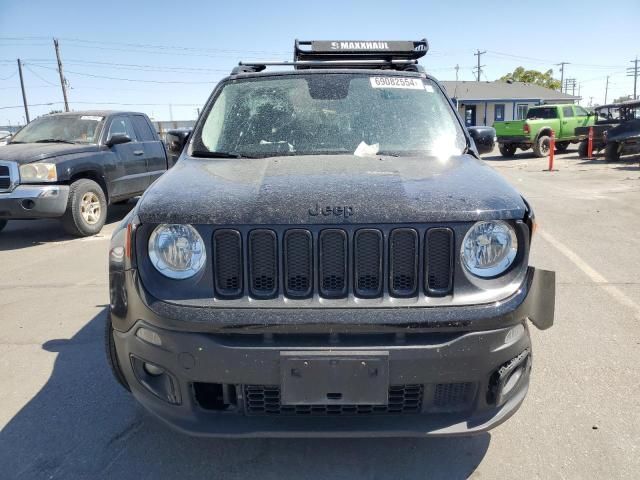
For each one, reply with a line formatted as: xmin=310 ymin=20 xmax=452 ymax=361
xmin=34 ymin=139 xmax=76 ymax=144
xmin=191 ymin=150 xmax=256 ymax=159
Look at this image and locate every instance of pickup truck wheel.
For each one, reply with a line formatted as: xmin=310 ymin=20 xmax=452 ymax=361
xmin=0 ymin=219 xmax=7 ymax=232
xmin=499 ymin=144 xmax=517 ymax=157
xmin=555 ymin=141 xmax=570 ymax=153
xmin=578 ymin=140 xmax=588 ymax=158
xmin=62 ymin=179 xmax=107 ymax=237
xmin=533 ymin=135 xmax=551 ymax=158
xmin=605 ymin=142 xmax=620 ymax=162
xmin=105 ymin=315 xmax=130 ymax=392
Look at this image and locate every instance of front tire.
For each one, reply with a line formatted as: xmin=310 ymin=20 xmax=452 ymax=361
xmin=62 ymin=179 xmax=107 ymax=237
xmin=605 ymin=142 xmax=620 ymax=162
xmin=578 ymin=140 xmax=588 ymax=158
xmin=533 ymin=135 xmax=551 ymax=158
xmin=499 ymin=144 xmax=517 ymax=158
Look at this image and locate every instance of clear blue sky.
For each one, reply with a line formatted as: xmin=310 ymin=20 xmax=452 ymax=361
xmin=1 ymin=0 xmax=638 ymax=125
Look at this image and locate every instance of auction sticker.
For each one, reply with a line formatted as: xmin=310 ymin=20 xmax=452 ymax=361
xmin=80 ymin=115 xmax=103 ymax=121
xmin=370 ymin=77 xmax=424 ymax=90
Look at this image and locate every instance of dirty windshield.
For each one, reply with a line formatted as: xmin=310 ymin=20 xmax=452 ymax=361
xmin=194 ymin=74 xmax=466 ymax=158
xmin=10 ymin=114 xmax=103 ymax=144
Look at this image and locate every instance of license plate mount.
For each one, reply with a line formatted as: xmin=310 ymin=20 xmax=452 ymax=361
xmin=280 ymin=351 xmax=389 ymax=405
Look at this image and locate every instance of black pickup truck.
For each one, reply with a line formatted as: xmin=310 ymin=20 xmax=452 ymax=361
xmin=0 ymin=111 xmax=170 ymax=236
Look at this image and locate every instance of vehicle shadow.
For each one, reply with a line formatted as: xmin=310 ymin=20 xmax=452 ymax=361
xmin=0 ymin=199 xmax=137 ymax=251
xmin=0 ymin=309 xmax=491 ymax=480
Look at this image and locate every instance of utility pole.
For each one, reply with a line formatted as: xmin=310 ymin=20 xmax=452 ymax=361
xmin=627 ymin=57 xmax=639 ymax=100
xmin=473 ymin=50 xmax=486 ymax=82
xmin=563 ymin=78 xmax=577 ymax=97
xmin=53 ymin=38 xmax=69 ymax=112
xmin=604 ymin=76 xmax=609 ymax=104
xmin=556 ymin=62 xmax=569 ymax=92
xmin=17 ymin=59 xmax=30 ymax=123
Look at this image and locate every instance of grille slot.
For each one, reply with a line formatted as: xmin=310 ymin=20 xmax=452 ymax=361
xmin=213 ymin=229 xmax=243 ymax=298
xmin=389 ymin=229 xmax=418 ymax=297
xmin=433 ymin=382 xmax=473 ymax=409
xmin=354 ymin=229 xmax=383 ymax=298
xmin=284 ymin=229 xmax=313 ymax=298
xmin=319 ymin=229 xmax=348 ymax=298
xmin=0 ymin=166 xmax=9 ymax=176
xmin=248 ymin=229 xmax=278 ymax=298
xmin=0 ymin=178 xmax=9 ymax=190
xmin=425 ymin=228 xmax=454 ymax=296
xmin=244 ymin=384 xmax=423 ymax=416
xmin=0 ymin=162 xmax=14 ymax=192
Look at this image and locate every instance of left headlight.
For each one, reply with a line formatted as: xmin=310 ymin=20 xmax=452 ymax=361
xmin=19 ymin=163 xmax=57 ymax=182
xmin=148 ymin=224 xmax=206 ymax=279
xmin=461 ymin=220 xmax=518 ymax=278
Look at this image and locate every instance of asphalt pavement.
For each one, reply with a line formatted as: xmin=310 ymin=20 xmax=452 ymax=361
xmin=0 ymin=147 xmax=639 ymax=479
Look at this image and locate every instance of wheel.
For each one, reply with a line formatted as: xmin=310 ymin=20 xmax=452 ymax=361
xmin=605 ymin=142 xmax=620 ymax=162
xmin=555 ymin=141 xmax=570 ymax=153
xmin=0 ymin=219 xmax=7 ymax=232
xmin=533 ymin=135 xmax=551 ymax=158
xmin=105 ymin=314 xmax=130 ymax=392
xmin=61 ymin=179 xmax=107 ymax=237
xmin=499 ymin=144 xmax=517 ymax=158
xmin=578 ymin=140 xmax=588 ymax=158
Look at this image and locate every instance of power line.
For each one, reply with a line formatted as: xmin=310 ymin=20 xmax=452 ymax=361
xmin=28 ymin=63 xmax=222 ymax=84
xmin=23 ymin=65 xmax=58 ymax=86
xmin=0 ymin=100 xmax=202 ymax=110
xmin=0 ymin=69 xmax=17 ymax=81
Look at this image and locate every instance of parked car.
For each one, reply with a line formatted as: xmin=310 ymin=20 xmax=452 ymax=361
xmin=467 ymin=125 xmax=496 ymax=154
xmin=0 ymin=130 xmax=11 ymax=146
xmin=107 ymin=39 xmax=555 ymax=437
xmin=576 ymin=100 xmax=640 ymax=161
xmin=0 ymin=111 xmax=170 ymax=236
xmin=494 ymin=104 xmax=594 ymax=158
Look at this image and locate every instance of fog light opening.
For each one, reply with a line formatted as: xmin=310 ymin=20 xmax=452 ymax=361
xmin=143 ymin=362 xmax=165 ymax=376
xmin=502 ymin=366 xmax=524 ymax=397
xmin=21 ymin=199 xmax=35 ymax=210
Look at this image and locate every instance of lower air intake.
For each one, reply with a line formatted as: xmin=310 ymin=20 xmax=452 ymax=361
xmin=244 ymin=384 xmax=423 ymax=416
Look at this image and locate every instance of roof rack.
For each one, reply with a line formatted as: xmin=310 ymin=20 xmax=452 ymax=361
xmin=231 ymin=39 xmax=429 ymax=74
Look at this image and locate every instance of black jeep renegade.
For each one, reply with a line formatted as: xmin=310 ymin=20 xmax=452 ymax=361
xmin=106 ymin=39 xmax=555 ymax=437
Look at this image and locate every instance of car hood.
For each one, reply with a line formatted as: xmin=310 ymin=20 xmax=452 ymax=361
xmin=0 ymin=143 xmax=100 ymax=164
xmin=137 ymin=154 xmax=527 ymax=225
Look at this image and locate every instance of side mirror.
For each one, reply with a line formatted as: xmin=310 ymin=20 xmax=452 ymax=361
xmin=165 ymin=129 xmax=191 ymax=166
xmin=106 ymin=134 xmax=131 ymax=147
xmin=467 ymin=126 xmax=496 ymax=155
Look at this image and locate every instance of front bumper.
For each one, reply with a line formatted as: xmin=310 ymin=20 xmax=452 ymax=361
xmin=109 ymin=267 xmax=554 ymax=437
xmin=0 ymin=184 xmax=69 ymax=219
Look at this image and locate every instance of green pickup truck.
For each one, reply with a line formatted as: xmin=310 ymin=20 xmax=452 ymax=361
xmin=494 ymin=104 xmax=594 ymax=157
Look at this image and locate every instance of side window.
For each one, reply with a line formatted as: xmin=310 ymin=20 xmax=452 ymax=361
xmin=574 ymin=106 xmax=588 ymax=117
xmin=516 ymin=104 xmax=528 ymax=120
xmin=562 ymin=106 xmax=574 ymax=118
xmin=494 ymin=104 xmax=505 ymax=122
xmin=108 ymin=116 xmax=137 ymax=141
xmin=132 ymin=115 xmax=156 ymax=142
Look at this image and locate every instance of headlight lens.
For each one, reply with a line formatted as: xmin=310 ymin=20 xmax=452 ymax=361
xmin=19 ymin=163 xmax=57 ymax=182
xmin=461 ymin=221 xmax=518 ymax=278
xmin=148 ymin=224 xmax=206 ymax=279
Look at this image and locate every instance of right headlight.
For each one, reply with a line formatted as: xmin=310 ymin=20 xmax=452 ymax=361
xmin=19 ymin=163 xmax=57 ymax=182
xmin=461 ymin=221 xmax=518 ymax=278
xmin=148 ymin=224 xmax=206 ymax=279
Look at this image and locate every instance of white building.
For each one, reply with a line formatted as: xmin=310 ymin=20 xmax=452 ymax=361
xmin=441 ymin=81 xmax=580 ymax=127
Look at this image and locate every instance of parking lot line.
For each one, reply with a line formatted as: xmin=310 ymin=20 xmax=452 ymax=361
xmin=538 ymin=228 xmax=640 ymax=320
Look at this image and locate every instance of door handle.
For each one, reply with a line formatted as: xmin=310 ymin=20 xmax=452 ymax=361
xmin=133 ymin=150 xmax=144 ymax=156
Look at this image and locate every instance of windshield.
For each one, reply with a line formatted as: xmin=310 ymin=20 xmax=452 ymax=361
xmin=193 ymin=74 xmax=466 ymax=158
xmin=11 ymin=114 xmax=103 ymax=144
xmin=526 ymin=107 xmax=557 ymax=120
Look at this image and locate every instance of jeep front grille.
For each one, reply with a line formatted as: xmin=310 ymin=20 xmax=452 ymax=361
xmin=211 ymin=226 xmax=454 ymax=300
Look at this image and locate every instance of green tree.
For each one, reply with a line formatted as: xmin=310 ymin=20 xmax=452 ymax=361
xmin=499 ymin=67 xmax=561 ymax=90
